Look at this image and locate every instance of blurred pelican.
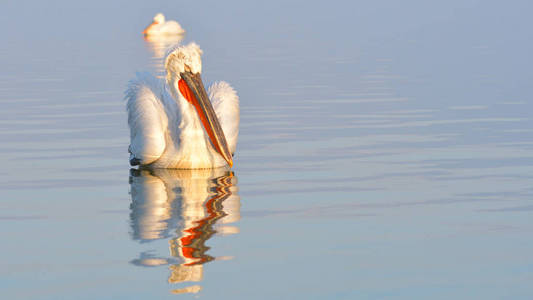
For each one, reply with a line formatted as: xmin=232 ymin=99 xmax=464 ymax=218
xmin=129 ymin=168 xmax=240 ymax=294
xmin=143 ymin=13 xmax=185 ymax=36
xmin=126 ymin=43 xmax=239 ymax=168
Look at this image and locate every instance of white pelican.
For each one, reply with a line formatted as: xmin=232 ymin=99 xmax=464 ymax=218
xmin=126 ymin=43 xmax=239 ymax=169
xmin=143 ymin=13 xmax=185 ymax=36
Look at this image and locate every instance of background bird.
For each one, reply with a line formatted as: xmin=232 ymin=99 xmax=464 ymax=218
xmin=125 ymin=42 xmax=239 ymax=169
xmin=143 ymin=13 xmax=185 ymax=36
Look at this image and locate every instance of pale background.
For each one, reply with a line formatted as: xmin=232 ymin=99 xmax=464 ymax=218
xmin=1 ymin=0 xmax=532 ymax=299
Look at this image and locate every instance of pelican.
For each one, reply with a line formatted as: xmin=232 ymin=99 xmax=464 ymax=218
xmin=143 ymin=13 xmax=185 ymax=36
xmin=125 ymin=43 xmax=239 ymax=169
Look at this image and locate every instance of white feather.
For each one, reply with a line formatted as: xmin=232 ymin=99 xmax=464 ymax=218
xmin=209 ymin=81 xmax=240 ymax=154
xmin=126 ymin=72 xmax=168 ymax=164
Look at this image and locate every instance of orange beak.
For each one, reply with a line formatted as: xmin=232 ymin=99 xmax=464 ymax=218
xmin=142 ymin=21 xmax=156 ymax=35
xmin=178 ymin=72 xmax=234 ymax=168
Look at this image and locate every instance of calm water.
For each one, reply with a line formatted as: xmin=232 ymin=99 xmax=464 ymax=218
xmin=1 ymin=1 xmax=533 ymax=299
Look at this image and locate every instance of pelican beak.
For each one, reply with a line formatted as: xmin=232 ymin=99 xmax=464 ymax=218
xmin=142 ymin=22 xmax=156 ymax=35
xmin=180 ymin=71 xmax=234 ymax=168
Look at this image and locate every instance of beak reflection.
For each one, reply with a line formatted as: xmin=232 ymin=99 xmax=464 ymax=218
xmin=129 ymin=168 xmax=240 ymax=294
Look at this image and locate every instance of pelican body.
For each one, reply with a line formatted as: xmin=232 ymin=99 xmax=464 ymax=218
xmin=143 ymin=13 xmax=185 ymax=36
xmin=125 ymin=43 xmax=239 ymax=169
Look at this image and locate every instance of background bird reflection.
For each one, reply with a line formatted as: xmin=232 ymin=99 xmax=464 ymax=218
xmin=143 ymin=34 xmax=184 ymax=77
xmin=128 ymin=168 xmax=240 ymax=294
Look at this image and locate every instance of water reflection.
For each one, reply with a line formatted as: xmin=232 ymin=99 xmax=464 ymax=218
xmin=128 ymin=168 xmax=240 ymax=294
xmin=143 ymin=34 xmax=185 ymax=76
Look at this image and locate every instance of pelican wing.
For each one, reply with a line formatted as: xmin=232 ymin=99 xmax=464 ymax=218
xmin=126 ymin=73 xmax=168 ymax=165
xmin=208 ymin=81 xmax=240 ymax=155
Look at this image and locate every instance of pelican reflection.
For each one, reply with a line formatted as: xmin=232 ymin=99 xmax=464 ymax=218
xmin=129 ymin=168 xmax=240 ymax=294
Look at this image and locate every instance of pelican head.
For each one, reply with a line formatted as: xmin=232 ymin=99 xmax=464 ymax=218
xmin=165 ymin=43 xmax=233 ymax=168
xmin=165 ymin=42 xmax=203 ymax=76
xmin=153 ymin=13 xmax=166 ymax=24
